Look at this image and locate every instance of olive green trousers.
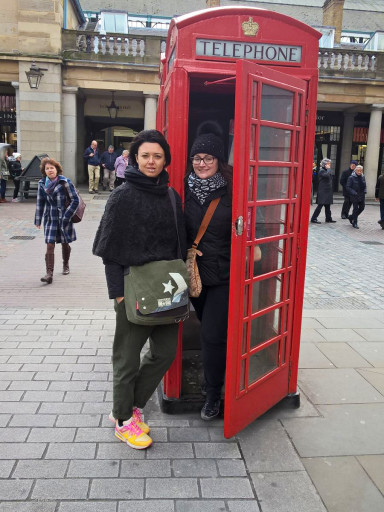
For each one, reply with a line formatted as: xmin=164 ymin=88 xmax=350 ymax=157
xmin=112 ymin=299 xmax=179 ymax=420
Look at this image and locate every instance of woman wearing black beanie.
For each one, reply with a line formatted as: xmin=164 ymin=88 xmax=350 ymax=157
xmin=184 ymin=129 xmax=233 ymax=420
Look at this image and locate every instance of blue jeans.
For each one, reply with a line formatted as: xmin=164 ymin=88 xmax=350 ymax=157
xmin=380 ymin=199 xmax=384 ymax=221
xmin=0 ymin=179 xmax=6 ymax=199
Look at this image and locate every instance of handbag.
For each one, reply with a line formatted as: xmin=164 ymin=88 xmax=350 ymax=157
xmin=124 ymin=188 xmax=190 ymax=326
xmin=64 ymin=182 xmax=86 ymax=223
xmin=187 ymin=197 xmax=220 ymax=298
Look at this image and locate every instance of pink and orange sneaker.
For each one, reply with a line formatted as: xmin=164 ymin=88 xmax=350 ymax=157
xmin=109 ymin=407 xmax=150 ymax=434
xmin=115 ymin=419 xmax=152 ymax=449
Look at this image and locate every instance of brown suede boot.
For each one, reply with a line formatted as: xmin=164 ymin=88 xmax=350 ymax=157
xmin=41 ymin=244 xmax=55 ymax=284
xmin=62 ymin=243 xmax=71 ymax=275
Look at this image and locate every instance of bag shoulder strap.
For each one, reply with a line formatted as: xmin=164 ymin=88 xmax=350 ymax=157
xmin=168 ymin=187 xmax=182 ymax=259
xmin=193 ymin=197 xmax=220 ymax=248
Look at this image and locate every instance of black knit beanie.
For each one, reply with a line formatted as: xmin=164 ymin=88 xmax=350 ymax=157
xmin=190 ymin=133 xmax=225 ymax=161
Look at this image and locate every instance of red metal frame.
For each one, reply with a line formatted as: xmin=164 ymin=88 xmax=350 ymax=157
xmin=224 ymin=60 xmax=307 ymax=438
xmin=156 ymin=6 xmax=320 ymax=433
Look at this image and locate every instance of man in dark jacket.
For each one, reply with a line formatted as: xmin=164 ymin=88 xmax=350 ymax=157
xmin=83 ymin=140 xmax=101 ymax=194
xmin=340 ymin=160 xmax=357 ymax=219
xmin=375 ymin=170 xmax=384 ymax=229
xmin=100 ymin=145 xmax=117 ymax=191
xmin=346 ymin=165 xmax=366 ymax=229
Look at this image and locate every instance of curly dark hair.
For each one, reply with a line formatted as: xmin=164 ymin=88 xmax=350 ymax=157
xmin=129 ymin=129 xmax=171 ymax=167
xmin=39 ymin=157 xmax=63 ymax=177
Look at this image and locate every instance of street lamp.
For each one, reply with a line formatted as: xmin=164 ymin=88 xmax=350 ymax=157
xmin=25 ymin=62 xmax=48 ymax=90
xmin=107 ymin=91 xmax=120 ymax=119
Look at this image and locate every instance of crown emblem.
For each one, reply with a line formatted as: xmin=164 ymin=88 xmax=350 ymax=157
xmin=242 ymin=17 xmax=259 ymax=37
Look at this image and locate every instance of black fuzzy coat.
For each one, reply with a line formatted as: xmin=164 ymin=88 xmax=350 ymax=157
xmin=93 ymin=166 xmax=186 ymax=298
xmin=184 ymin=185 xmax=232 ymax=286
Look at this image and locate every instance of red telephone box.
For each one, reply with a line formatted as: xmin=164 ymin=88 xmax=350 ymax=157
xmin=157 ymin=7 xmax=321 ymax=438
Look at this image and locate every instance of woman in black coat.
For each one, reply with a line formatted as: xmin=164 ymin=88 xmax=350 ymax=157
xmin=93 ymin=130 xmax=186 ymax=450
xmin=346 ymin=165 xmax=366 ymax=229
xmin=311 ymin=158 xmax=336 ymax=224
xmin=184 ymin=132 xmax=232 ymax=421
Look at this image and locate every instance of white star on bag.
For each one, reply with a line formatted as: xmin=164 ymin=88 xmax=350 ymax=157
xmin=162 ymin=280 xmax=175 ymax=294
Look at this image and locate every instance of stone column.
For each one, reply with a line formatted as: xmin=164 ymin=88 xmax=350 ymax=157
xmin=339 ymin=111 xmax=356 ymax=190
xmin=11 ymin=81 xmax=21 ymax=153
xmin=365 ymin=105 xmax=384 ymax=198
xmin=62 ymin=87 xmax=78 ymax=184
xmin=18 ymin=61 xmax=62 ymax=163
xmin=144 ymin=94 xmax=158 ymax=130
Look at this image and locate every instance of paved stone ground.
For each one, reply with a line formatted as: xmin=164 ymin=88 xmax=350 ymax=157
xmin=0 ymin=190 xmax=383 ymax=511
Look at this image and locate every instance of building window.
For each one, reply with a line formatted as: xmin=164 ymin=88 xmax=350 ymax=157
xmin=315 ymin=125 xmax=341 ymax=142
xmin=100 ymin=12 xmax=128 ymax=34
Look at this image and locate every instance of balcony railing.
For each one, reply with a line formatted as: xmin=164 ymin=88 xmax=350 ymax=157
xmin=318 ymin=48 xmax=384 ymax=78
xmin=62 ymin=29 xmax=165 ymax=65
xmin=63 ymin=30 xmax=384 ymax=80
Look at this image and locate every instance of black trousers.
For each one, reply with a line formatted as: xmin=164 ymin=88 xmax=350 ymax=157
xmin=350 ymin=200 xmax=365 ymax=223
xmin=115 ymin=177 xmax=125 ymax=187
xmin=341 ymin=197 xmax=352 ymax=217
xmin=190 ymin=284 xmax=229 ymax=401
xmin=311 ymin=204 xmax=332 ymax=221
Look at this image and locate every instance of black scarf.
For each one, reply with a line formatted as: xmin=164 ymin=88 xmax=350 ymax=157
xmin=188 ymin=171 xmax=227 ymax=205
xmin=124 ymin=165 xmax=169 ymax=195
xmin=93 ymin=165 xmax=180 ymax=267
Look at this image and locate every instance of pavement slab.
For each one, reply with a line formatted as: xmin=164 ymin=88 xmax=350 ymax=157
xmin=250 ymin=471 xmax=326 ymax=512
xmin=283 ymin=403 xmax=384 ymax=457
xmin=316 ymin=342 xmax=373 ymax=367
xmin=0 ymin=198 xmax=384 ymax=510
xmin=357 ymin=455 xmax=384 ymax=495
xmin=357 ymin=367 xmax=384 ymax=395
xmin=303 ymin=456 xmax=384 ymax=512
xmin=298 ymin=343 xmax=335 ymax=368
xmin=298 ymin=368 xmax=384 ymax=404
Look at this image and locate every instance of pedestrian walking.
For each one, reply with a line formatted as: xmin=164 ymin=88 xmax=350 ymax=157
xmin=34 ymin=157 xmax=80 ymax=284
xmin=310 ymin=158 xmax=336 ymax=224
xmin=0 ymin=147 xmax=9 ymax=203
xmin=346 ymin=164 xmax=366 ymax=229
xmin=100 ymin=145 xmax=117 ymax=191
xmin=93 ymin=129 xmax=186 ymax=450
xmin=340 ymin=160 xmax=357 ymax=219
xmin=83 ymin=140 xmax=101 ymax=194
xmin=184 ymin=130 xmax=233 ymax=420
xmin=375 ymin=170 xmax=384 ymax=229
xmin=8 ymin=153 xmax=23 ymax=202
xmin=114 ymin=149 xmax=129 ymax=187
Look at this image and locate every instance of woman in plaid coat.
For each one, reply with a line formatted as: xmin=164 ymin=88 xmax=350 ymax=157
xmin=34 ymin=157 xmax=80 ymax=284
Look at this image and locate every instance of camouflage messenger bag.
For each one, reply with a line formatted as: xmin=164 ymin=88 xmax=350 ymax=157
xmin=124 ymin=188 xmax=190 ymax=325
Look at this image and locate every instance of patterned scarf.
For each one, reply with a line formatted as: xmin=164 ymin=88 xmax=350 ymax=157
xmin=188 ymin=171 xmax=227 ymax=205
xmin=44 ymin=176 xmax=59 ymax=195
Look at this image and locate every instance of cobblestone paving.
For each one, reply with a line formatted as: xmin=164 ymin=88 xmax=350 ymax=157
xmin=0 ymin=192 xmax=383 ymax=511
xmin=305 ymin=202 xmax=384 ymax=309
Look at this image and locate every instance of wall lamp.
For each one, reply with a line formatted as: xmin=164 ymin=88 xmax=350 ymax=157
xmin=107 ymin=91 xmax=120 ymax=119
xmin=25 ymin=61 xmax=48 ymax=90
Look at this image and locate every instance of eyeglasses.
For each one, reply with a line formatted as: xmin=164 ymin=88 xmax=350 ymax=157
xmin=191 ymin=155 xmax=215 ymax=165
